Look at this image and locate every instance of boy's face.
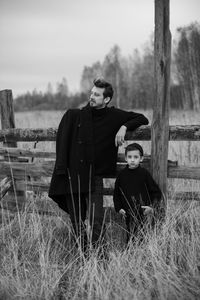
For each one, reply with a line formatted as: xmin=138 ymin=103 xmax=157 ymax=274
xmin=125 ymin=150 xmax=143 ymax=169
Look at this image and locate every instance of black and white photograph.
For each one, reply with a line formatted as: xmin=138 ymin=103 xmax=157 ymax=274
xmin=0 ymin=0 xmax=200 ymax=299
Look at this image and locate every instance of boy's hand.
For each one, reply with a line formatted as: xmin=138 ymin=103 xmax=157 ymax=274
xmin=141 ymin=206 xmax=154 ymax=215
xmin=119 ymin=209 xmax=126 ymax=219
xmin=115 ymin=126 xmax=127 ymax=146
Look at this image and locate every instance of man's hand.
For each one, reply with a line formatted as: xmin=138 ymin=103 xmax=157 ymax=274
xmin=115 ymin=125 xmax=127 ymax=146
xmin=119 ymin=209 xmax=126 ymax=219
xmin=141 ymin=206 xmax=154 ymax=215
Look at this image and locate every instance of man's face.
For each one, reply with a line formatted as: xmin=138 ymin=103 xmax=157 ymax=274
xmin=89 ymin=86 xmax=109 ymax=109
xmin=125 ymin=150 xmax=143 ymax=169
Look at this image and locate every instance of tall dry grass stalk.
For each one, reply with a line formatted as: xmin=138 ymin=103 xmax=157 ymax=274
xmin=0 ymin=197 xmax=200 ymax=300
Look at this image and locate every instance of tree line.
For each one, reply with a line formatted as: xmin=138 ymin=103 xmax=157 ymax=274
xmin=14 ymin=22 xmax=200 ymax=111
xmin=14 ymin=78 xmax=88 ymax=111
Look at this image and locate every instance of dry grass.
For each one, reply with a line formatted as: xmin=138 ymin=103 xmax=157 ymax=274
xmin=0 ymin=198 xmax=200 ymax=299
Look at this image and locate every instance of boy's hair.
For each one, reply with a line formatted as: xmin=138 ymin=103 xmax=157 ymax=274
xmin=125 ymin=143 xmax=144 ymax=157
xmin=93 ymin=77 xmax=114 ymax=100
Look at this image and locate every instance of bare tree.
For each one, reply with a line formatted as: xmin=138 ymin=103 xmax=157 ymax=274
xmin=174 ymin=23 xmax=200 ymax=110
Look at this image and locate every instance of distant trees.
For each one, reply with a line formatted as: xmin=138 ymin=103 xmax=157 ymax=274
xmin=173 ymin=22 xmax=200 ymax=110
xmin=80 ymin=42 xmax=155 ymax=109
xmin=80 ymin=62 xmax=102 ymax=94
xmin=14 ymin=77 xmax=87 ymax=111
xmin=103 ymin=45 xmax=127 ymax=108
xmin=14 ymin=22 xmax=200 ymax=111
xmin=127 ymin=45 xmax=154 ymax=109
xmin=80 ymin=45 xmax=127 ymax=108
xmin=56 ymin=77 xmax=69 ymax=97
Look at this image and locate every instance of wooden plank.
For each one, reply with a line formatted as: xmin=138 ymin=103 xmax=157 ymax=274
xmin=0 ymin=147 xmax=56 ymax=158
xmin=169 ymin=166 xmax=200 ymax=179
xmin=169 ymin=125 xmax=200 ymax=140
xmin=151 ymin=0 xmax=171 ymax=197
xmin=16 ymin=180 xmax=50 ymax=192
xmin=0 ymin=177 xmax=13 ymax=201
xmin=0 ymin=148 xmax=179 ymax=165
xmin=0 ymin=125 xmax=200 ymax=142
xmin=0 ymin=160 xmax=198 ymax=183
xmin=0 ymin=159 xmax=183 ymax=179
xmin=168 ymin=166 xmax=200 ymax=179
xmin=0 ymin=161 xmax=54 ymax=178
xmin=0 ymin=127 xmax=57 ymax=142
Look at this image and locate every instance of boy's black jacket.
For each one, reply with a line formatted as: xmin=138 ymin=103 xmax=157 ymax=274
xmin=113 ymin=165 xmax=162 ymax=218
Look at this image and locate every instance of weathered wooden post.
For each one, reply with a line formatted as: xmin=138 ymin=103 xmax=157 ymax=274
xmin=151 ymin=0 xmax=171 ymax=203
xmin=0 ymin=89 xmax=25 ymax=208
xmin=0 ymin=89 xmax=17 ymax=147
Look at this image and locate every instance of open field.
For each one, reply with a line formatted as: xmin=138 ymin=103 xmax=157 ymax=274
xmin=0 ymin=109 xmax=200 ymax=299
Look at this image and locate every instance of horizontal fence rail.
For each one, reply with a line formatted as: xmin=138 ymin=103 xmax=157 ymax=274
xmin=0 ymin=147 xmax=56 ymax=159
xmin=0 ymin=156 xmax=200 ymax=180
xmin=0 ymin=147 xmax=177 ymax=163
xmin=0 ymin=125 xmax=200 ymax=142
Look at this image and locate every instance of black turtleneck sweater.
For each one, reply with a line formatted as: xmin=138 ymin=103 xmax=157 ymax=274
xmin=91 ymin=106 xmax=149 ymax=176
xmin=113 ymin=165 xmax=162 ymax=217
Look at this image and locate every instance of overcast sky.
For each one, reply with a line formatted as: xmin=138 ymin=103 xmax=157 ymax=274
xmin=1 ymin=0 xmax=200 ymax=97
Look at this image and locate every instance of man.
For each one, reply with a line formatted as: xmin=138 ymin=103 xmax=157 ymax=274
xmin=48 ymin=78 xmax=149 ymax=249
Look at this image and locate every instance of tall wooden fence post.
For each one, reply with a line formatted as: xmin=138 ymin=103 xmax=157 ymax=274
xmin=0 ymin=90 xmax=16 ymax=147
xmin=151 ymin=0 xmax=171 ymax=204
xmin=0 ymin=89 xmax=25 ymax=208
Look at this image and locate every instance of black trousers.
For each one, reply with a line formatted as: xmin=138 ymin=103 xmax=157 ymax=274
xmin=125 ymin=213 xmax=154 ymax=245
xmin=65 ymin=177 xmax=107 ymax=247
xmin=125 ymin=214 xmax=145 ymax=244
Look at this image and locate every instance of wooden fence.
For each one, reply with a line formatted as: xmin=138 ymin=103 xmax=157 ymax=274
xmin=0 ymin=90 xmax=200 ymax=215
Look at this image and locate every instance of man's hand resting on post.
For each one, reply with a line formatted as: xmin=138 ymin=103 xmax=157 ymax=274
xmin=115 ymin=125 xmax=127 ymax=146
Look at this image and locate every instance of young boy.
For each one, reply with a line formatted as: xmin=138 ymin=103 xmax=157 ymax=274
xmin=113 ymin=143 xmax=162 ymax=243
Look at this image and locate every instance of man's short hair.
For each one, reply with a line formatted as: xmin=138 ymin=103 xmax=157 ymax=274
xmin=125 ymin=143 xmax=144 ymax=157
xmin=93 ymin=78 xmax=114 ymax=100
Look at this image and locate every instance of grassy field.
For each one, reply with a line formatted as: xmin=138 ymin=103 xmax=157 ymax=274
xmin=0 ymin=199 xmax=200 ymax=299
xmin=0 ymin=109 xmax=200 ymax=299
